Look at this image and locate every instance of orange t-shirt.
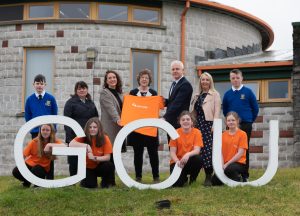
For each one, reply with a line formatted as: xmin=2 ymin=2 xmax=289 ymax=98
xmin=120 ymin=95 xmax=164 ymax=137
xmin=222 ymin=129 xmax=248 ymax=164
xmin=24 ymin=138 xmax=62 ymax=172
xmin=75 ymin=135 xmax=112 ymax=169
xmin=169 ymin=128 xmax=203 ymax=164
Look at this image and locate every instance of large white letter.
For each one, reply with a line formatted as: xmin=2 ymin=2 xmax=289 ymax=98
xmin=14 ymin=115 xmax=86 ymax=188
xmin=113 ymin=118 xmax=182 ymax=190
xmin=212 ymin=119 xmax=279 ymax=187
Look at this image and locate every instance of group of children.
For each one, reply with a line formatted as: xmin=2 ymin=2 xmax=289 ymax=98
xmin=169 ymin=110 xmax=247 ymax=187
xmin=12 ymin=74 xmax=248 ymax=188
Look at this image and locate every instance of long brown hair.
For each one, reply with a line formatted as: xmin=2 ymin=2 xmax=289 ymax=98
xmin=83 ymin=117 xmax=105 ymax=147
xmin=36 ymin=124 xmax=57 ymax=157
xmin=103 ymin=70 xmax=123 ymax=94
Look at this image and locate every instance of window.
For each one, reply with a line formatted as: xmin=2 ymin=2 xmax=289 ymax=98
xmin=24 ymin=48 xmax=54 ymax=108
xmin=215 ymin=81 xmax=259 ymax=101
xmin=214 ymin=82 xmax=231 ymax=100
xmin=0 ymin=5 xmax=23 ymax=21
xmin=59 ymin=3 xmax=90 ymax=19
xmin=133 ymin=7 xmax=160 ymax=24
xmin=265 ymin=79 xmax=291 ymax=102
xmin=99 ymin=4 xmax=128 ymax=21
xmin=244 ymin=81 xmax=260 ymax=100
xmin=29 ymin=4 xmax=54 ymax=19
xmin=0 ymin=3 xmax=161 ymax=25
xmin=98 ymin=3 xmax=161 ymax=25
xmin=215 ymin=79 xmax=291 ymax=103
xmin=131 ymin=50 xmax=160 ymax=91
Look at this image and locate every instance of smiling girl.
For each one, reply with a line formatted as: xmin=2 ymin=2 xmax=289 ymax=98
xmin=211 ymin=111 xmax=248 ymax=185
xmin=169 ymin=111 xmax=203 ymax=187
xmin=12 ymin=124 xmax=63 ymax=187
xmin=69 ymin=117 xmax=114 ymax=188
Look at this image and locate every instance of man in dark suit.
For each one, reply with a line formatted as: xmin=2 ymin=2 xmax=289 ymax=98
xmin=164 ymin=60 xmax=193 ymax=130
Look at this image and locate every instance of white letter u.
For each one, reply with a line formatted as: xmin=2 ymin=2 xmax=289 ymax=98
xmin=212 ymin=119 xmax=279 ymax=187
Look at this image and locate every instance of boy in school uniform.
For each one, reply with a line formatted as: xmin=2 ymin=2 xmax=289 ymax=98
xmin=25 ymin=74 xmax=58 ymax=138
xmin=24 ymin=74 xmax=58 ymax=179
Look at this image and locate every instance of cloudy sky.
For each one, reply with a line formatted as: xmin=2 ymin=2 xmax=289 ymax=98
xmin=211 ymin=0 xmax=300 ymax=50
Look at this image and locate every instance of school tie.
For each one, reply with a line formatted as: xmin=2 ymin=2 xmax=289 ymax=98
xmin=38 ymin=95 xmax=42 ymax=100
xmin=169 ymin=81 xmax=176 ymax=96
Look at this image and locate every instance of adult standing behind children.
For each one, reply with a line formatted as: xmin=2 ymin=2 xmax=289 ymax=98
xmin=127 ymin=69 xmax=160 ymax=183
xmin=100 ymin=70 xmax=124 ymax=185
xmin=64 ymin=81 xmax=99 ymax=176
xmin=24 ymin=74 xmax=58 ymax=180
xmin=222 ymin=69 xmax=259 ymax=182
xmin=100 ymin=70 xmax=123 ymax=145
xmin=164 ymin=60 xmax=193 ymax=131
xmin=190 ymin=72 xmax=221 ymax=186
xmin=25 ymin=74 xmax=58 ymax=139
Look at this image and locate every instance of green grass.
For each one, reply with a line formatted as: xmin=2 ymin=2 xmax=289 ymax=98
xmin=0 ymin=168 xmax=299 ymax=216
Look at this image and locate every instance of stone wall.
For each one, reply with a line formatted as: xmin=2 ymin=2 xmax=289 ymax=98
xmin=250 ymin=106 xmax=294 ymax=168
xmin=0 ymin=2 xmax=264 ymax=175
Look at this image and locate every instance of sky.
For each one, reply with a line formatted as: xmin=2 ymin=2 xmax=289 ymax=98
xmin=211 ymin=0 xmax=300 ymax=50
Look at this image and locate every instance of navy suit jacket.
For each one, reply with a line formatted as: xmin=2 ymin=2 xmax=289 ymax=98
xmin=164 ymin=77 xmax=193 ymax=128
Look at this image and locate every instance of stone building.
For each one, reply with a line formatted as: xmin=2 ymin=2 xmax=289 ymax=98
xmin=0 ymin=0 xmax=297 ymax=175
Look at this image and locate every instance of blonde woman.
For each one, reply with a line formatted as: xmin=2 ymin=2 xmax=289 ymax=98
xmin=190 ymin=72 xmax=221 ymax=186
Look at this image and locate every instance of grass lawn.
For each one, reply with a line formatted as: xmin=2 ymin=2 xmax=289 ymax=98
xmin=0 ymin=168 xmax=299 ymax=216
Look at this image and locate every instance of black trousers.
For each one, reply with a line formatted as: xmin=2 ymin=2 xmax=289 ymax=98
xmin=80 ymin=161 xmax=115 ymax=188
xmin=110 ymin=154 xmax=116 ymax=185
xmin=204 ymin=167 xmax=213 ymax=175
xmin=68 ymin=156 xmax=78 ymax=176
xmin=170 ymin=155 xmax=202 ymax=187
xmin=133 ymin=143 xmax=159 ymax=179
xmin=240 ymin=122 xmax=253 ymax=178
xmin=12 ymin=164 xmax=48 ymax=187
xmin=211 ymin=162 xmax=246 ymax=186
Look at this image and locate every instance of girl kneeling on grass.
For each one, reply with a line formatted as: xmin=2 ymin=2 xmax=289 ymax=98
xmin=12 ymin=124 xmax=64 ymax=187
xmin=169 ymin=111 xmax=203 ymax=187
xmin=69 ymin=117 xmax=115 ymax=188
xmin=211 ymin=111 xmax=248 ymax=185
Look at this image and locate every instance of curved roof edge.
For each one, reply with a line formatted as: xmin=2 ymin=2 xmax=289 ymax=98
xmin=0 ymin=0 xmax=274 ymax=50
xmin=189 ymin=0 xmax=274 ymax=50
